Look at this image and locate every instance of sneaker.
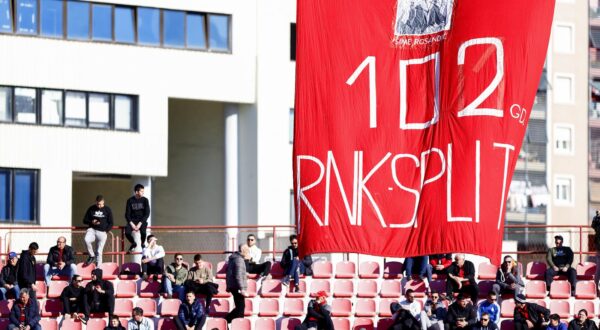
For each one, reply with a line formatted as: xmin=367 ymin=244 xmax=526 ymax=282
xmin=85 ymin=256 xmax=95 ymax=265
xmin=152 ymin=274 xmax=159 ymax=282
xmin=294 ymin=285 xmax=301 ymax=293
xmin=142 ymin=273 xmax=149 ymax=281
xmin=281 ymin=276 xmax=290 ymax=286
xmin=127 ymin=244 xmax=137 ymax=253
xmin=265 ymin=274 xmax=272 ymax=281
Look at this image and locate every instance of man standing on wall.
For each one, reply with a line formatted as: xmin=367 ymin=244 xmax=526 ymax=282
xmin=125 ymin=184 xmax=150 ymax=253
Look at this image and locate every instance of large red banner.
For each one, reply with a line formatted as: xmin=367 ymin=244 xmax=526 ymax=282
xmin=293 ymin=0 xmax=555 ymax=262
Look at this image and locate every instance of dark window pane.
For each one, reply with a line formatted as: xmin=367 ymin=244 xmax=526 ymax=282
xmin=114 ymin=95 xmax=133 ymax=130
xmin=67 ymin=1 xmax=90 ymax=40
xmin=208 ymin=14 xmax=229 ymax=51
xmin=137 ymin=8 xmax=159 ymax=45
xmin=115 ymin=7 xmax=134 ymax=43
xmin=0 ymin=170 xmax=8 ymax=220
xmin=16 ymin=0 xmax=37 ymax=35
xmin=290 ymin=23 xmax=296 ymax=61
xmin=92 ymin=4 xmax=112 ymax=41
xmin=0 ymin=87 xmax=12 ymax=122
xmin=14 ymin=88 xmax=36 ymax=123
xmin=88 ymin=93 xmax=109 ymax=129
xmin=0 ymin=0 xmax=12 ymax=32
xmin=40 ymin=0 xmax=63 ymax=38
xmin=163 ymin=10 xmax=185 ymax=48
xmin=65 ymin=91 xmax=86 ymax=127
xmin=13 ymin=171 xmax=34 ymax=222
xmin=186 ymin=13 xmax=206 ymax=49
xmin=41 ymin=90 xmax=63 ymax=125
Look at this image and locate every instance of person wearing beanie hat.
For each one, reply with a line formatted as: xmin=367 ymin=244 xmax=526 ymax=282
xmin=513 ymin=294 xmax=550 ymax=330
xmin=0 ymin=252 xmax=19 ymax=300
xmin=545 ymin=235 xmax=576 ymax=296
xmin=296 ymin=290 xmax=333 ymax=330
xmin=84 ymin=268 xmax=115 ymax=317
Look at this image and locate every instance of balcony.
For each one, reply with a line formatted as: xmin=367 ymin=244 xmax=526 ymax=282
xmin=531 ymin=92 xmax=546 ymax=120
xmin=515 ymin=143 xmax=546 ymax=172
xmin=591 ymin=102 xmax=600 ymax=128
xmin=505 ymin=210 xmax=546 ymax=224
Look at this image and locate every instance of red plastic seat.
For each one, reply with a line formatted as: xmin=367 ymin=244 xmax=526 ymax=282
xmin=501 ymin=299 xmax=515 ymax=317
xmin=35 ymin=263 xmax=44 ymax=280
xmin=357 ymin=279 xmax=378 ymax=298
xmin=335 ymin=261 xmax=356 ymax=278
xmin=526 ymin=262 xmax=547 ymax=280
xmin=114 ymin=299 xmax=134 ymax=317
xmin=77 ymin=262 xmax=96 ymax=280
xmin=246 ymin=279 xmax=257 ymax=298
xmin=550 ymin=300 xmax=570 ymax=318
xmin=404 ymin=279 xmax=427 ymax=297
xmin=310 ymin=279 xmax=331 ymax=297
xmin=209 ymin=299 xmax=230 ymax=317
xmin=41 ymin=299 xmax=63 ymax=317
xmin=525 ymin=280 xmax=546 ymax=299
xmin=574 ymin=300 xmax=595 ymax=318
xmin=286 ymin=280 xmax=307 ymax=298
xmin=379 ymin=298 xmax=397 ymax=317
xmin=270 ymin=261 xmax=285 ymax=278
xmin=139 ymin=280 xmax=161 ymax=298
xmin=283 ymin=298 xmax=304 ymax=316
xmin=39 ymin=318 xmax=58 ymax=330
xmin=160 ymin=298 xmax=181 ymax=316
xmin=213 ymin=279 xmax=231 ymax=298
xmin=85 ymin=318 xmax=106 ymax=330
xmin=478 ymin=263 xmax=498 ymax=280
xmin=430 ymin=280 xmax=445 ymax=294
xmin=99 ymin=262 xmax=119 ymax=280
xmin=333 ymin=279 xmax=354 ymax=298
xmin=333 ymin=318 xmax=351 ymax=330
xmin=116 ymin=280 xmax=137 ymax=298
xmin=60 ymin=319 xmax=83 ymax=330
xmin=119 ymin=262 xmax=141 ymax=279
xmin=501 ymin=320 xmax=515 ymax=330
xmin=355 ymin=299 xmax=377 ymax=317
xmin=259 ymin=298 xmax=280 ymax=317
xmin=313 ymin=261 xmax=333 ymax=278
xmin=35 ymin=280 xmax=46 ymax=299
xmin=575 ymin=281 xmax=597 ymax=299
xmin=255 ymin=318 xmax=276 ymax=330
xmin=0 ymin=319 xmax=9 ymax=329
xmin=353 ymin=318 xmax=375 ymax=330
xmin=157 ymin=318 xmax=177 ymax=330
xmin=550 ymin=280 xmax=571 ymax=299
xmin=359 ymin=261 xmax=381 ymax=279
xmin=383 ymin=261 xmax=404 ymax=279
xmin=206 ymin=318 xmax=227 ymax=330
xmin=215 ymin=261 xmax=228 ymax=279
xmin=577 ymin=262 xmax=597 ymax=280
xmin=0 ymin=299 xmax=13 ymax=317
xmin=377 ymin=318 xmax=395 ymax=329
xmin=231 ymin=318 xmax=251 ymax=330
xmin=260 ymin=279 xmax=283 ymax=297
xmin=245 ymin=298 xmax=254 ymax=316
xmin=135 ymin=298 xmax=157 ymax=316
xmin=332 ymin=298 xmax=352 ymax=317
xmin=380 ymin=279 xmax=402 ymax=298
xmin=47 ymin=280 xmax=68 ymax=299
xmin=478 ymin=281 xmax=494 ymax=298
xmin=281 ymin=318 xmax=302 ymax=330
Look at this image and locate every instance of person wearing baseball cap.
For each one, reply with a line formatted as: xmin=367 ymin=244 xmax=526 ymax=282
xmin=0 ymin=252 xmax=19 ymax=300
xmin=545 ymin=235 xmax=576 ymax=296
xmin=513 ymin=294 xmax=550 ymax=330
xmin=296 ymin=290 xmax=333 ymax=330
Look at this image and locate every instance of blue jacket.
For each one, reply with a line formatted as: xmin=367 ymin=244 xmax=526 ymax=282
xmin=477 ymin=300 xmax=500 ymax=324
xmin=9 ymin=298 xmax=40 ymax=328
xmin=178 ymin=300 xmax=205 ymax=326
xmin=547 ymin=322 xmax=568 ymax=330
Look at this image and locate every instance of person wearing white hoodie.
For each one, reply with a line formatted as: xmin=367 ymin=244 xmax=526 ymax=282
xmin=141 ymin=235 xmax=165 ymax=280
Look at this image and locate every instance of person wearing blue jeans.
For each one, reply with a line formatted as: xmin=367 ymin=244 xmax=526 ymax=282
xmin=44 ymin=236 xmax=77 ymax=286
xmin=281 ymin=235 xmax=304 ymax=292
xmin=405 ymin=256 xmax=433 ymax=282
xmin=0 ymin=252 xmax=19 ymax=300
xmin=164 ymin=254 xmax=188 ymax=300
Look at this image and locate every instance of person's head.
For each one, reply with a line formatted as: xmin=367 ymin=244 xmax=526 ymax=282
xmin=405 ymin=289 xmax=415 ymax=302
xmin=555 ymin=235 xmax=564 ymax=247
xmin=146 ymin=235 xmax=157 ymax=246
xmin=454 ymin=253 xmax=465 ymax=266
xmin=109 ymin=316 xmax=121 ymax=327
xmin=549 ymin=314 xmax=560 ymax=326
xmin=290 ymin=234 xmax=298 ymax=248
xmin=247 ymin=234 xmax=256 ymax=247
xmin=316 ymin=290 xmax=328 ymax=304
xmin=56 ymin=236 xmax=66 ymax=249
xmin=239 ymin=244 xmax=250 ymax=258
xmin=486 ymin=292 xmax=497 ymax=304
xmin=28 ymin=242 xmax=38 ymax=255
xmin=134 ymin=184 xmax=144 ymax=198
xmin=95 ymin=195 xmax=104 ymax=208
xmin=8 ymin=252 xmax=17 ymax=265
xmin=174 ymin=253 xmax=184 ymax=266
xmin=480 ymin=312 xmax=491 ymax=325
xmin=578 ymin=309 xmax=589 ymax=321
xmin=72 ymin=275 xmax=83 ymax=288
xmin=596 ymin=210 xmax=599 ymax=216
xmin=185 ymin=291 xmax=196 ymax=304
xmin=456 ymin=294 xmax=467 ymax=308
xmin=91 ymin=268 xmax=103 ymax=282
xmin=515 ymin=294 xmax=527 ymax=308
xmin=18 ymin=289 xmax=29 ymax=304
xmin=132 ymin=307 xmax=144 ymax=322
xmin=429 ymin=290 xmax=440 ymax=302
xmin=193 ymin=254 xmax=203 ymax=266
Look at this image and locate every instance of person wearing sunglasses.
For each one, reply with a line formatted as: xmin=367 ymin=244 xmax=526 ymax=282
xmin=476 ymin=292 xmax=499 ymax=325
xmin=244 ymin=234 xmax=272 ymax=280
xmin=60 ymin=275 xmax=87 ymax=323
xmin=420 ymin=291 xmax=447 ymax=330
xmin=492 ymin=255 xmax=524 ymax=297
xmin=281 ymin=235 xmax=303 ymax=292
xmin=164 ymin=254 xmax=189 ymax=300
xmin=473 ymin=312 xmax=498 ymax=330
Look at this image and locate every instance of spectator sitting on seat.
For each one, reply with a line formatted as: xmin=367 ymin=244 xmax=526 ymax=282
xmin=125 ymin=184 xmax=150 ymax=253
xmin=83 ymin=195 xmax=113 ymax=266
xmin=17 ymin=242 xmax=38 ymax=291
xmin=447 ymin=254 xmax=478 ymax=301
xmin=85 ymin=268 xmax=115 ymax=317
xmin=547 ymin=314 xmax=567 ymax=330
xmin=141 ymin=235 xmax=165 ymax=281
xmin=513 ymin=293 xmax=550 ymax=330
xmin=445 ymin=294 xmax=477 ymax=330
xmin=164 ymin=253 xmax=188 ymax=300
xmin=405 ymin=256 xmax=433 ymax=285
xmin=492 ymin=255 xmax=524 ymax=297
xmin=281 ymin=235 xmax=304 ymax=292
xmin=567 ymin=309 xmax=598 ymax=330
xmin=225 ymin=245 xmax=248 ymax=324
xmin=8 ymin=289 xmax=40 ymax=330
xmin=105 ymin=316 xmax=126 ymax=330
xmin=477 ymin=292 xmax=500 ymax=324
xmin=245 ymin=234 xmax=272 ymax=280
xmin=127 ymin=307 xmax=153 ymax=330
xmin=60 ymin=275 xmax=87 ymax=322
xmin=184 ymin=254 xmax=217 ymax=310
xmin=430 ymin=254 xmax=453 ymax=277
xmin=44 ymin=236 xmax=77 ymax=286
xmin=295 ymin=290 xmax=333 ymax=330
xmin=420 ymin=290 xmax=447 ymax=330
xmin=0 ymin=252 xmax=20 ymax=300
xmin=388 ymin=289 xmax=421 ymax=330
xmin=400 ymin=289 xmax=422 ymax=320
xmin=473 ymin=312 xmax=499 ymax=330
xmin=175 ymin=291 xmax=206 ymax=330
xmin=545 ymin=235 xmax=576 ymax=296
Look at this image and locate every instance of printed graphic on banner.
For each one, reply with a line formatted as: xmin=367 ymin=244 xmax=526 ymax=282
xmin=394 ymin=0 xmax=454 ymax=36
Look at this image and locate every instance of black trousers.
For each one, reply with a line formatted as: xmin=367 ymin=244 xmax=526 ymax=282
xmin=125 ymin=221 xmax=148 ymax=247
xmin=141 ymin=258 xmax=164 ymax=275
xmin=545 ymin=267 xmax=576 ymax=292
xmin=61 ymin=296 xmax=85 ymax=315
xmin=446 ymin=280 xmax=479 ymax=301
xmin=514 ymin=320 xmax=545 ymax=330
xmin=225 ymin=291 xmax=245 ymax=323
xmin=247 ymin=261 xmax=272 ymax=277
xmin=184 ymin=280 xmax=214 ymax=308
xmin=174 ymin=315 xmax=206 ymax=330
xmin=85 ymin=295 xmax=115 ymax=317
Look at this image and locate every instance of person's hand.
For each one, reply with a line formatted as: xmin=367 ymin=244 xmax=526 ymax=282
xmin=30 ymin=283 xmax=37 ymax=291
xmin=24 ymin=325 xmax=30 ymax=330
xmin=553 ymin=266 xmax=559 ymax=272
xmin=4 ymin=284 xmax=10 ymax=289
xmin=561 ymin=267 xmax=569 ymax=272
xmin=142 ymin=258 xmax=150 ymax=264
xmin=456 ymin=320 xmax=467 ymax=328
xmin=427 ymin=309 xmax=432 ymax=317
xmin=58 ymin=261 xmax=65 ymax=270
xmin=435 ymin=265 xmax=444 ymax=270
xmin=167 ymin=274 xmax=175 ymax=282
xmin=240 ymin=290 xmax=248 ymax=297
xmin=69 ymin=297 xmax=76 ymax=301
xmin=456 ymin=282 xmax=462 ymax=290
xmin=198 ymin=278 xmax=205 ymax=284
xmin=92 ymin=219 xmax=100 ymax=225
xmin=64 ymin=314 xmax=71 ymax=319
xmin=526 ymin=320 xmax=534 ymax=328
xmin=294 ymin=256 xmax=300 ymax=260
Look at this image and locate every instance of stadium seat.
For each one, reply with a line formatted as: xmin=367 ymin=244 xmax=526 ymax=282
xmin=114 ymin=299 xmax=134 ymax=317
xmin=47 ymin=280 xmax=68 ymax=299
xmin=245 ymin=298 xmax=254 ymax=316
xmin=139 ymin=280 xmax=161 ymax=298
xmin=116 ymin=280 xmax=137 ymax=298
xmin=549 ymin=280 xmax=571 ymax=299
xmin=332 ymin=298 xmax=352 ymax=317
xmin=478 ymin=280 xmax=494 ymax=298
xmin=255 ymin=318 xmax=276 ymax=330
xmin=39 ymin=318 xmax=58 ymax=330
xmin=430 ymin=280 xmax=445 ymax=294
xmin=333 ymin=279 xmax=354 ymax=298
xmin=281 ymin=318 xmax=302 ymax=330
xmin=404 ymin=279 xmax=427 ymax=297
xmin=214 ymin=279 xmax=231 ymax=298
xmin=246 ymin=279 xmax=257 ymax=298
xmin=500 ymin=320 xmax=514 ymax=330
xmin=383 ymin=261 xmax=403 ymax=279
xmin=77 ymin=262 xmax=96 ymax=280
xmin=283 ymin=298 xmax=304 ymax=316
xmin=0 ymin=319 xmax=9 ymax=329
xmin=41 ymin=299 xmax=63 ymax=317
xmin=353 ymin=318 xmax=375 ymax=330
xmin=136 ymin=298 xmax=157 ymax=316
xmin=99 ymin=262 xmax=119 ymax=280
xmin=359 ymin=261 xmax=381 ymax=279
xmin=577 ymin=262 xmax=596 ymax=280
xmin=35 ymin=263 xmax=44 ymax=280
xmin=206 ymin=318 xmax=228 ymax=330
xmin=310 ymin=279 xmax=331 ymax=298
xmin=525 ymin=280 xmax=546 ymax=299
xmin=355 ymin=299 xmax=377 ymax=317
xmin=231 ymin=318 xmax=251 ymax=330
xmin=576 ymin=280 xmax=597 ymax=299
xmin=313 ymin=260 xmax=333 ymax=278
xmin=35 ymin=280 xmax=46 ymax=299
xmin=270 ymin=261 xmax=285 ymax=278
xmin=286 ymin=279 xmax=307 ymax=298
xmin=478 ymin=263 xmax=498 ymax=280
xmin=215 ymin=261 xmax=227 ymax=279
xmin=549 ymin=300 xmax=570 ymax=318
xmin=209 ymin=299 xmax=230 ymax=317
xmin=259 ymin=298 xmax=280 ymax=317
xmin=380 ymin=279 xmax=402 ymax=298
xmin=335 ymin=261 xmax=356 ymax=278
xmin=500 ymin=299 xmax=515 ymax=318
xmin=574 ymin=300 xmax=595 ymax=318
xmin=260 ymin=279 xmax=283 ymax=297
xmin=333 ymin=318 xmax=351 ymax=330
xmin=157 ymin=318 xmax=177 ymax=330
xmin=532 ymin=299 xmax=547 ymax=308
xmin=377 ymin=318 xmax=395 ymax=329
xmin=85 ymin=318 xmax=106 ymax=330
xmin=357 ymin=279 xmax=378 ymax=298
xmin=119 ymin=262 xmax=141 ymax=279
xmin=526 ymin=261 xmax=547 ymax=280
xmin=379 ymin=298 xmax=397 ymax=317
xmin=60 ymin=319 xmax=83 ymax=330
xmin=0 ymin=299 xmax=13 ymax=317
xmin=160 ymin=298 xmax=181 ymax=316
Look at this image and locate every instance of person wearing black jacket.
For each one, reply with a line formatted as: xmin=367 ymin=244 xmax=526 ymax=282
xmin=281 ymin=235 xmax=305 ymax=292
xmin=447 ymin=254 xmax=478 ymax=301
xmin=568 ymin=309 xmax=599 ymax=330
xmin=295 ymin=291 xmax=333 ymax=330
xmin=84 ymin=269 xmax=115 ymax=317
xmin=16 ymin=242 xmax=38 ymax=290
xmin=8 ymin=289 xmax=41 ymax=330
xmin=44 ymin=236 xmax=77 ymax=285
xmin=0 ymin=252 xmax=20 ymax=300
xmin=175 ymin=291 xmax=206 ymax=330
xmin=104 ymin=316 xmax=126 ymax=330
xmin=61 ymin=275 xmax=87 ymax=321
xmin=124 ymin=184 xmax=150 ymax=253
xmin=513 ymin=294 xmax=550 ymax=330
xmin=445 ymin=294 xmax=477 ymax=330
xmin=83 ymin=195 xmax=113 ymax=265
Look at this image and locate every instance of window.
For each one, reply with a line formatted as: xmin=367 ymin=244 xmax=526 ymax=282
xmin=65 ymin=91 xmax=86 ymax=127
xmin=0 ymin=168 xmax=38 ymax=223
xmin=115 ymin=6 xmax=135 ymax=43
xmin=554 ymin=75 xmax=573 ymax=103
xmin=186 ymin=13 xmax=206 ymax=49
xmin=554 ymin=125 xmax=573 ymax=154
xmin=0 ymin=86 xmax=11 ymax=122
xmin=114 ymin=95 xmax=134 ymax=130
xmin=291 ymin=23 xmax=296 ymax=61
xmin=67 ymin=1 xmax=90 ymax=40
xmin=41 ymin=90 xmax=63 ymax=125
xmin=88 ymin=93 xmax=110 ymax=129
xmin=14 ymin=87 xmax=36 ymax=123
xmin=208 ymin=14 xmax=230 ymax=51
xmin=15 ymin=0 xmax=37 ymax=35
xmin=554 ymin=24 xmax=574 ymax=54
xmin=40 ymin=0 xmax=63 ymax=38
xmin=554 ymin=176 xmax=573 ymax=205
xmin=290 ymin=190 xmax=295 ymax=226
xmin=289 ymin=108 xmax=294 ymax=143
xmin=0 ymin=0 xmax=12 ymax=32
xmin=163 ymin=10 xmax=185 ymax=48
xmin=92 ymin=4 xmax=112 ymax=41
xmin=137 ymin=7 xmax=160 ymax=46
